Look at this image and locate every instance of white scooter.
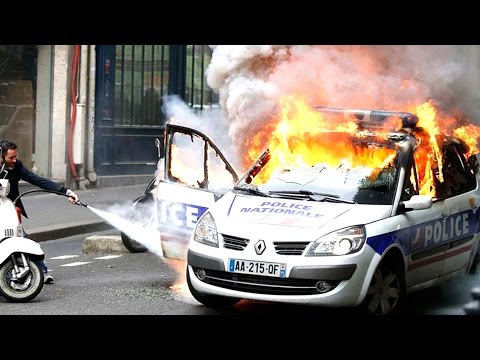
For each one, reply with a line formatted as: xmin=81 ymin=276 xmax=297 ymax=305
xmin=0 ymin=164 xmax=44 ymax=302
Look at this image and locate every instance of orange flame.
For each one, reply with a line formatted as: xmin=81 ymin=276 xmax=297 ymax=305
xmin=246 ymin=96 xmax=400 ymax=184
xmin=409 ymin=101 xmax=443 ymax=196
xmin=164 ymin=258 xmax=188 ymax=294
xmin=170 ymin=144 xmax=205 ymax=186
xmin=168 ymin=95 xmax=480 ymax=201
xmin=454 ymin=125 xmax=480 ymax=157
xmin=244 ymin=96 xmax=480 ymax=198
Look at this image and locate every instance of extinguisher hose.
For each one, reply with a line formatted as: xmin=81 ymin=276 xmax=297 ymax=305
xmin=13 ymin=189 xmax=88 ymax=207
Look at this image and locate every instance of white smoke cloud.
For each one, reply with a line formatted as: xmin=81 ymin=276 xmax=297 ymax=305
xmin=89 ymin=204 xmax=163 ymax=257
xmin=162 ymin=94 xmax=239 ymax=168
xmin=206 ymin=45 xmax=480 ymax=161
xmin=161 ymin=45 xmax=480 ymax=171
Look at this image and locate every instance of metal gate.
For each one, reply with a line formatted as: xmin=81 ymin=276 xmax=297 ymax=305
xmin=95 ymin=45 xmax=218 ymax=178
xmin=95 ymin=45 xmax=168 ymax=177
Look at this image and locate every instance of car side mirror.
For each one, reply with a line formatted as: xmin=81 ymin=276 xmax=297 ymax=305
xmin=400 ymin=195 xmax=433 ymax=211
xmin=155 ymin=138 xmax=161 ymax=158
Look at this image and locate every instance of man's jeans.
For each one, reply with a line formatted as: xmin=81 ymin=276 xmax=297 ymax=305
xmin=22 ymin=229 xmax=48 ymax=274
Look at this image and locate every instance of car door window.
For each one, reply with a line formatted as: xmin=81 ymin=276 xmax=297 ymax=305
xmin=401 ymin=161 xmax=419 ymax=201
xmin=165 ymin=124 xmax=238 ymax=191
xmin=169 ymin=132 xmax=205 ymax=188
xmin=436 ymin=143 xmax=476 ymax=199
xmin=207 ymin=146 xmax=238 ymax=191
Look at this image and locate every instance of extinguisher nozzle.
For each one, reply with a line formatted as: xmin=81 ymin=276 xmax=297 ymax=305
xmin=76 ymin=200 xmax=88 ymax=207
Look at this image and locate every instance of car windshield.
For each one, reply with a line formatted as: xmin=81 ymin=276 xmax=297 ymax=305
xmin=235 ymin=138 xmax=399 ymax=205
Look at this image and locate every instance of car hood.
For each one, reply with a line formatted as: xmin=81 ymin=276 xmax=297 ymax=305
xmin=213 ymin=193 xmax=392 ymax=229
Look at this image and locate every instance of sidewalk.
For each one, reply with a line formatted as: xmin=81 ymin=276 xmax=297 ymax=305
xmin=20 ymin=184 xmax=147 ymax=242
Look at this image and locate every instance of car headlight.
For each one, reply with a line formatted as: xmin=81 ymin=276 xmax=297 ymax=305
xmin=306 ymin=226 xmax=366 ymax=256
xmin=193 ymin=211 xmax=219 ymax=247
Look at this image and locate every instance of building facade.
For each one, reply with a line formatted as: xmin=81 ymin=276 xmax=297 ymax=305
xmin=2 ymin=45 xmax=480 ymax=191
xmin=0 ymin=45 xmax=217 ymax=190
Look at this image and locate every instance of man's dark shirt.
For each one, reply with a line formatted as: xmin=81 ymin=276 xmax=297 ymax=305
xmin=4 ymin=160 xmax=67 ymax=218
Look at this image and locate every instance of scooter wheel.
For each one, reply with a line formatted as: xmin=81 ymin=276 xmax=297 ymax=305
xmin=0 ymin=257 xmax=44 ymax=302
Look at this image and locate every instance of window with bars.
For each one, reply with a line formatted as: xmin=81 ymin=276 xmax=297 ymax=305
xmin=185 ymin=45 xmax=219 ymax=110
xmin=113 ymin=45 xmax=169 ymax=126
xmin=110 ymin=45 xmax=219 ymax=127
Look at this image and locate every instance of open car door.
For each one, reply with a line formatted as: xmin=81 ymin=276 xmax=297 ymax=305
xmin=154 ymin=124 xmax=238 ymax=260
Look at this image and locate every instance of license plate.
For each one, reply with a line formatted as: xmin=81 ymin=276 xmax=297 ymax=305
xmin=228 ymin=258 xmax=286 ymax=278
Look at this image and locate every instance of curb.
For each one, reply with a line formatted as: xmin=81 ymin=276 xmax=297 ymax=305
xmin=83 ymin=234 xmax=129 ymax=254
xmin=28 ymin=220 xmax=114 ymax=242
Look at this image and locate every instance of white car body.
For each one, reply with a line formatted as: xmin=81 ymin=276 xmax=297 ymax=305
xmin=156 ymin=111 xmax=480 ymax=314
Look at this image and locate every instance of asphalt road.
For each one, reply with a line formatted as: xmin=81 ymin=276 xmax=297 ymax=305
xmin=0 ymin=230 xmax=199 ymax=315
xmin=1 ymin=230 xmax=479 ymax=316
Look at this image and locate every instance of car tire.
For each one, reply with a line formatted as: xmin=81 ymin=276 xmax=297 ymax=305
xmin=120 ymin=195 xmax=152 ymax=253
xmin=186 ymin=268 xmax=241 ymax=308
xmin=469 ymin=251 xmax=480 ymax=275
xmin=361 ymin=261 xmax=405 ymax=315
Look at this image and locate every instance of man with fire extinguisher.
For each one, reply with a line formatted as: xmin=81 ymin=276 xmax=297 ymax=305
xmin=0 ymin=139 xmax=79 ymax=284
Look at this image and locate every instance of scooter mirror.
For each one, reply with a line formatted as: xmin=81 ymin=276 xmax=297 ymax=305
xmin=0 ymin=147 xmax=5 ymax=178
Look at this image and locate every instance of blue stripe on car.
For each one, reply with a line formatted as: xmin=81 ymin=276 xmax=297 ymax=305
xmin=367 ymin=208 xmax=480 ymax=255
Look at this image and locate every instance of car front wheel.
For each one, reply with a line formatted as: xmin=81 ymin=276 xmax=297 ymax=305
xmin=120 ymin=195 xmax=153 ymax=253
xmin=361 ymin=261 xmax=405 ymax=315
xmin=469 ymin=251 xmax=480 ymax=275
xmin=186 ymin=268 xmax=241 ymax=308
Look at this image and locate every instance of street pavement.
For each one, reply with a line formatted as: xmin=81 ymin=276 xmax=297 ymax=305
xmin=13 ymin=183 xmax=480 ymax=315
xmin=19 ymin=183 xmax=147 ymax=242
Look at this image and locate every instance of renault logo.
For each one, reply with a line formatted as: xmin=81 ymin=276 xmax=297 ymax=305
xmin=255 ymin=240 xmax=266 ymax=255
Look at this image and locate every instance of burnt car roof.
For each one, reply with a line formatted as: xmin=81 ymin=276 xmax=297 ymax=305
xmin=314 ymin=107 xmax=419 ymax=130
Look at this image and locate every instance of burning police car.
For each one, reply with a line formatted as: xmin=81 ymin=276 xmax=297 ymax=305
xmin=178 ymin=106 xmax=480 ymax=315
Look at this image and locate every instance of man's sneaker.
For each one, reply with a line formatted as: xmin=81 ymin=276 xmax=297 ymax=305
xmin=44 ymin=273 xmax=54 ymax=284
